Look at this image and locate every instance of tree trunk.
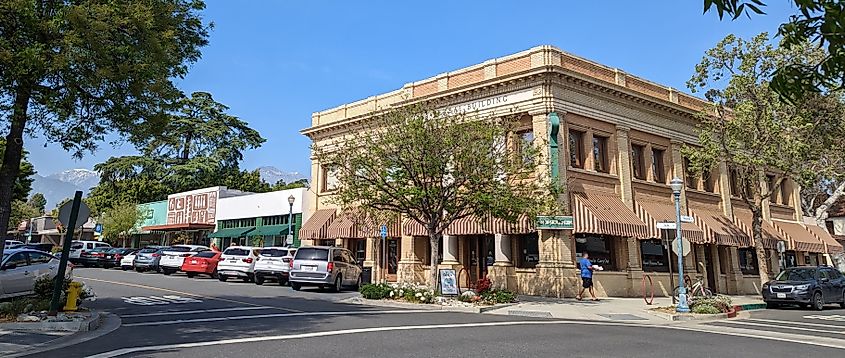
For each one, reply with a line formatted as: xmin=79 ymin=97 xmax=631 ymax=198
xmin=814 ymin=180 xmax=845 ymax=228
xmin=429 ymin=231 xmax=441 ymax=289
xmin=182 ymin=131 xmax=193 ymax=161
xmin=0 ymin=84 xmax=32 ymax=260
xmin=750 ymin=206 xmax=771 ymax=284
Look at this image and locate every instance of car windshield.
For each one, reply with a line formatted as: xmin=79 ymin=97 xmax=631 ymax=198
xmin=295 ymin=248 xmax=329 ymax=261
xmin=108 ymin=248 xmax=123 ymax=253
xmin=259 ymin=249 xmax=288 ymax=257
xmin=194 ymin=251 xmax=218 ymax=258
xmin=166 ymin=246 xmax=192 ymax=252
xmin=91 ymin=247 xmax=111 ymax=253
xmin=776 ymin=268 xmax=816 ymax=281
xmin=224 ymin=248 xmax=250 ymax=256
xmin=71 ymin=243 xmax=84 ymax=249
xmin=139 ymin=248 xmax=159 ymax=254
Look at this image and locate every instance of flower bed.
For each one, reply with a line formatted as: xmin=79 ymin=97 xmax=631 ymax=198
xmin=359 ymin=277 xmax=516 ymax=307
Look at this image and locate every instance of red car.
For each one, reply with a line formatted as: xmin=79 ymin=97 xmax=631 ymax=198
xmin=180 ymin=251 xmax=222 ymax=278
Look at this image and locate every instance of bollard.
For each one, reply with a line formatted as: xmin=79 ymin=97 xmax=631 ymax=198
xmin=63 ymin=281 xmax=83 ymax=311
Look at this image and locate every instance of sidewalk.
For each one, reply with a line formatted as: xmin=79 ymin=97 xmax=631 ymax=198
xmin=484 ymin=295 xmax=765 ymax=324
xmin=0 ymin=329 xmax=70 ymax=356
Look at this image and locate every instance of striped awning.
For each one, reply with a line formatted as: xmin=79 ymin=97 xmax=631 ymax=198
xmin=635 ymin=198 xmax=706 ymax=243
xmin=298 ymin=208 xmax=336 ymax=240
xmin=402 ymin=214 xmax=533 ymax=236
xmin=572 ymin=191 xmax=649 ymax=238
xmin=806 ymin=225 xmax=843 ymax=253
xmin=732 ymin=209 xmax=786 ymax=250
xmin=689 ymin=204 xmax=751 ymax=247
xmin=446 ymin=215 xmax=486 ymax=236
xmin=772 ymin=220 xmax=825 ymax=253
xmin=327 ymin=208 xmax=402 ymax=239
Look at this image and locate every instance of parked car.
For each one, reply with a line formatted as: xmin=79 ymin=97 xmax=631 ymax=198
xmin=159 ymin=245 xmax=210 ymax=275
xmin=120 ymin=250 xmax=138 ymax=271
xmin=133 ymin=246 xmax=168 ymax=273
xmin=181 ymin=251 xmax=222 ymax=278
xmin=68 ymin=240 xmax=111 ymax=264
xmin=1 ymin=249 xmax=73 ymax=299
xmin=762 ymin=266 xmax=845 ymax=310
xmin=4 ymin=240 xmax=24 ymax=249
xmin=216 ymin=246 xmax=259 ymax=282
xmin=20 ymin=243 xmax=53 ymax=252
xmin=77 ymin=246 xmax=113 ymax=267
xmin=253 ymin=247 xmax=295 ymax=286
xmin=289 ymin=246 xmax=362 ymax=292
xmin=102 ymin=248 xmax=137 ymax=269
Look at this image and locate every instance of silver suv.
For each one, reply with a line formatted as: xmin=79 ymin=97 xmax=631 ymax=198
xmin=289 ymin=246 xmax=362 ymax=292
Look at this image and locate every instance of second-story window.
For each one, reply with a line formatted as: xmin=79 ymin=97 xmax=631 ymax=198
xmin=516 ymin=130 xmax=535 ymax=166
xmin=631 ymin=144 xmax=646 ymax=180
xmin=569 ymin=129 xmax=585 ymax=169
xmin=593 ymin=135 xmax=609 ymax=173
xmin=780 ymin=179 xmax=791 ymax=205
xmin=651 ymin=148 xmax=665 ymax=183
xmin=702 ymin=168 xmax=715 ymax=193
xmin=322 ymin=165 xmax=339 ymax=192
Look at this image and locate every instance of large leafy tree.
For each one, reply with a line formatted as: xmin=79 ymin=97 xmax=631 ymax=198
xmin=0 ymin=0 xmax=210 ymax=258
xmin=703 ymin=1 xmax=845 ymax=101
xmin=101 ymin=202 xmax=140 ymax=247
xmin=685 ymin=33 xmax=845 ymax=284
xmin=27 ymin=192 xmax=46 ymax=214
xmin=272 ymin=178 xmax=309 ymax=191
xmin=312 ymin=104 xmax=556 ymax=287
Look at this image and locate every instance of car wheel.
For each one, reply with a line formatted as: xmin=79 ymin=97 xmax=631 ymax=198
xmin=134 ymin=267 xmax=143 ymax=273
xmin=255 ymin=276 xmax=264 ymax=285
xmin=332 ymin=275 xmax=342 ymax=293
xmin=766 ymin=302 xmax=779 ymax=309
xmin=218 ymin=275 xmax=228 ymax=282
xmin=186 ymin=272 xmax=196 ymax=278
xmin=813 ymin=292 xmax=825 ymax=311
xmin=211 ymin=270 xmax=218 ymax=279
xmin=279 ymin=278 xmax=288 ymax=286
xmin=291 ymin=282 xmax=301 ymax=291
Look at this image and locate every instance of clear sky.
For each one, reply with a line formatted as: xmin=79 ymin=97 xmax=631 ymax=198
xmin=25 ymin=0 xmax=796 ymax=178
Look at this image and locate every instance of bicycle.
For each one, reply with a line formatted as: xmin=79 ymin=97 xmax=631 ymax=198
xmin=672 ymin=274 xmax=713 ymax=302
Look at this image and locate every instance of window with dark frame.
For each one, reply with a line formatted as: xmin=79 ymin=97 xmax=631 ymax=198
xmin=631 ymin=144 xmax=646 ymax=180
xmin=569 ymin=129 xmax=585 ymax=169
xmin=516 ymin=130 xmax=535 ymax=167
xmin=640 ymin=239 xmax=670 ymax=272
xmin=575 ymin=235 xmax=616 ymax=271
xmin=424 ymin=237 xmax=444 ymax=266
xmin=780 ymin=179 xmax=790 ymax=205
xmin=593 ymin=135 xmax=609 ymax=173
xmin=353 ymin=239 xmax=366 ymax=266
xmin=729 ymin=168 xmax=741 ymax=197
xmin=651 ymin=148 xmax=665 ymax=183
xmin=515 ymin=233 xmax=540 ymax=268
xmin=322 ymin=165 xmax=339 ymax=192
xmin=737 ymin=248 xmax=759 ymax=275
xmin=701 ymin=167 xmax=715 ymax=193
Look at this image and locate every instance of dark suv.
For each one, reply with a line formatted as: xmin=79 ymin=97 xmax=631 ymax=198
xmin=762 ymin=266 xmax=845 ymax=310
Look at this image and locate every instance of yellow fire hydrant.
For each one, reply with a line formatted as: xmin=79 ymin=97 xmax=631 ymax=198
xmin=63 ymin=281 xmax=83 ymax=312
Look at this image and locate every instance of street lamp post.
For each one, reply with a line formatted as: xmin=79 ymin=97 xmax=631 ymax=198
xmin=287 ymin=195 xmax=295 ymax=247
xmin=670 ymin=177 xmax=690 ymax=313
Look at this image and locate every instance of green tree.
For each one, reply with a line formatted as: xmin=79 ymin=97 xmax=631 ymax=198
xmin=27 ymin=193 xmax=46 ymax=214
xmin=10 ymin=200 xmax=38 ymax=232
xmin=0 ymin=0 xmax=210 ymax=259
xmin=272 ymin=178 xmax=310 ymax=191
xmin=0 ymin=139 xmax=35 ymax=204
xmin=685 ymin=33 xmax=845 ymax=284
xmin=223 ymin=169 xmax=272 ymax=193
xmin=312 ymin=104 xmax=556 ymax=287
xmin=101 ymin=202 xmax=141 ymax=247
xmin=703 ymin=1 xmax=845 ymax=100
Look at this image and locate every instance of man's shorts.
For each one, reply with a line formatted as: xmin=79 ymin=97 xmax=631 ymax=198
xmin=581 ymin=277 xmax=593 ymax=288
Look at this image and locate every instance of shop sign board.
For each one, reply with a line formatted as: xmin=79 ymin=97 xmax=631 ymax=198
xmin=439 ymin=269 xmax=459 ymax=296
xmin=536 ymin=215 xmax=574 ymax=230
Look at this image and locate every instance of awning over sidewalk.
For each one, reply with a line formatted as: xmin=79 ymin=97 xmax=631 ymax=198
xmin=807 ymin=225 xmax=844 ymax=253
xmin=732 ymin=209 xmax=786 ymax=250
xmin=298 ymin=208 xmax=336 ymax=240
xmin=208 ymin=227 xmax=255 ymax=238
xmin=688 ymin=204 xmax=751 ymax=247
xmin=634 ymin=197 xmax=706 ymax=244
xmin=327 ymin=208 xmax=402 ymax=239
xmin=572 ymin=191 xmax=649 ymax=238
xmin=772 ymin=220 xmax=826 ymax=253
xmin=251 ymin=225 xmax=290 ymax=237
xmin=403 ymin=213 xmax=534 ymax=236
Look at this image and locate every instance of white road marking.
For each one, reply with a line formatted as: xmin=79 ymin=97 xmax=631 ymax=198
xmin=746 ymin=318 xmax=845 ymax=329
xmin=120 ymin=306 xmax=270 ymax=318
xmin=717 ymin=320 xmax=845 ymax=335
xmin=122 ymin=309 xmax=435 ymax=327
xmin=121 ymin=295 xmax=203 ymax=306
xmin=804 ymin=314 xmax=845 ymax=322
xmin=88 ymin=319 xmax=845 ymax=358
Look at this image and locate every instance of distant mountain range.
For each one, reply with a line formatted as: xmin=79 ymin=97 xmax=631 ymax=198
xmin=30 ymin=166 xmax=308 ymax=209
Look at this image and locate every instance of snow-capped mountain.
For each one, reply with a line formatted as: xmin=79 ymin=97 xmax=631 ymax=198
xmin=31 ymin=169 xmax=100 ymax=209
xmin=257 ymin=166 xmax=308 ymax=186
xmin=46 ymin=169 xmax=100 ymax=190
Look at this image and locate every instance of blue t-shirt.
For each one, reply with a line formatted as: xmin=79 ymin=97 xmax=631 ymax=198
xmin=579 ymin=258 xmax=593 ymax=278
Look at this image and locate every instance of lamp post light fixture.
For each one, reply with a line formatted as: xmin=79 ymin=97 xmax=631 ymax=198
xmin=669 ymin=177 xmax=690 ymax=313
xmin=287 ymin=195 xmax=295 ymax=247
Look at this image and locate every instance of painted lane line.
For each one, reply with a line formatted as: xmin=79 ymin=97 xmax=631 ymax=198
xmin=714 ymin=320 xmax=845 ymax=335
xmin=87 ymin=319 xmax=845 ymax=358
xmin=78 ymin=276 xmax=303 ymax=313
xmin=745 ymin=318 xmax=845 ymax=329
xmin=120 ymin=306 xmax=270 ymax=318
xmin=122 ymin=309 xmax=436 ymax=327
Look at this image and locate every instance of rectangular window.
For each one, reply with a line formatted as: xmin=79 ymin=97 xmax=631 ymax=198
xmin=515 ymin=233 xmax=539 ymax=269
xmin=640 ymin=239 xmax=670 ymax=272
xmin=322 ymin=165 xmax=339 ymax=192
xmin=684 ymin=158 xmax=697 ymax=189
xmin=592 ymin=135 xmax=609 ymax=173
xmin=568 ymin=129 xmax=585 ymax=169
xmin=351 ymin=239 xmax=366 ymax=266
xmin=737 ymin=248 xmax=759 ymax=275
xmin=702 ymin=168 xmax=715 ymax=193
xmin=780 ymin=179 xmax=790 ymax=205
xmin=516 ymin=130 xmax=535 ymax=166
xmin=631 ymin=144 xmax=646 ymax=180
xmin=729 ymin=168 xmax=741 ymax=197
xmin=651 ymin=148 xmax=665 ymax=183
xmin=575 ymin=235 xmax=616 ymax=271
xmin=261 ymin=215 xmax=286 ymax=226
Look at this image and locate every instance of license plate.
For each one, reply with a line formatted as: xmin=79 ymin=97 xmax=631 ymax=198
xmin=191 ymin=260 xmax=198 ymax=264
xmin=776 ymin=293 xmax=786 ymax=299
xmin=302 ymin=265 xmax=317 ymax=271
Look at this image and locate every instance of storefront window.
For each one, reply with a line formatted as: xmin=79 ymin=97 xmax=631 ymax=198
xmin=352 ymin=239 xmax=366 ymax=266
xmin=515 ymin=233 xmax=539 ymax=269
xmin=784 ymin=251 xmax=797 ymax=268
xmin=738 ymin=248 xmax=758 ymax=275
xmin=640 ymin=239 xmax=669 ymax=272
xmin=575 ymin=235 xmax=615 ymax=271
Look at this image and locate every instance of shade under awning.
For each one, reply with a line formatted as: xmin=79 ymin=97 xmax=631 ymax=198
xmin=572 ymin=191 xmax=649 ymax=238
xmin=208 ymin=227 xmax=255 ymax=238
xmin=772 ymin=220 xmax=825 ymax=253
xmin=732 ymin=209 xmax=786 ymax=249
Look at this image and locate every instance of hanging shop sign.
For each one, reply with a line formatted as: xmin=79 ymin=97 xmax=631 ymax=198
xmin=536 ymin=215 xmax=574 ymax=230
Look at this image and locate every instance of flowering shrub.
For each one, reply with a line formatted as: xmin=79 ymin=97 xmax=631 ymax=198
xmin=689 ymin=295 xmax=732 ymax=313
xmin=474 ymin=277 xmax=492 ymax=295
xmin=360 ymin=282 xmax=436 ymax=303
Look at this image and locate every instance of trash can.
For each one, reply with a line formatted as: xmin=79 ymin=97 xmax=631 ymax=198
xmin=361 ymin=267 xmax=372 ymax=285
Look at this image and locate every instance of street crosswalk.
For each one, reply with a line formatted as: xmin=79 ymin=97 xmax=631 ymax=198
xmin=703 ymin=313 xmax=845 ymax=344
xmin=804 ymin=314 xmax=845 ymax=322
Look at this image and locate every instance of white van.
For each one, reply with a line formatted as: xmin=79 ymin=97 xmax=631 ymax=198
xmin=216 ymin=246 xmax=259 ymax=282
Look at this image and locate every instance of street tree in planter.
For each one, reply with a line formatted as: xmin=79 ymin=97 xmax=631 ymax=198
xmin=685 ymin=33 xmax=845 ymax=284
xmin=311 ymin=103 xmax=558 ymax=288
xmin=0 ymin=0 xmax=210 ymax=259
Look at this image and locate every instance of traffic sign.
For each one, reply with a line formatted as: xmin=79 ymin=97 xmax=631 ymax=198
xmin=776 ymin=240 xmax=786 ymax=253
xmin=680 ymin=215 xmax=695 ymax=223
xmin=656 ymin=222 xmax=676 ymax=230
xmin=285 ymin=234 xmax=294 ymax=245
xmin=672 ymin=237 xmax=692 ymax=257
xmin=58 ymin=200 xmax=90 ymax=229
xmin=379 ymin=225 xmax=388 ymax=239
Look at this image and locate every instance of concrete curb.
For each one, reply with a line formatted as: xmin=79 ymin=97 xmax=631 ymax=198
xmin=341 ymin=297 xmax=515 ymax=314
xmin=644 ymin=307 xmax=739 ymax=321
xmin=0 ymin=311 xmax=101 ymax=332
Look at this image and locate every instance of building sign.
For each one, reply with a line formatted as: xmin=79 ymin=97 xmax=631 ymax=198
xmin=443 ymin=89 xmax=534 ymax=116
xmin=536 ymin=215 xmax=574 ymax=230
xmin=167 ymin=189 xmax=218 ymax=225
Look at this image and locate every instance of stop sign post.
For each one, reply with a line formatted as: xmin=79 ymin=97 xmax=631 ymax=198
xmin=49 ymin=191 xmax=85 ymax=315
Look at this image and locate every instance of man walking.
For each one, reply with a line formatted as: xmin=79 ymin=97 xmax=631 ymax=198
xmin=576 ymin=252 xmax=598 ymax=301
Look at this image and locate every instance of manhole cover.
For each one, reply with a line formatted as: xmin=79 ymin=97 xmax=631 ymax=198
xmin=597 ymin=313 xmax=648 ymax=321
xmin=508 ymin=310 xmax=553 ymax=318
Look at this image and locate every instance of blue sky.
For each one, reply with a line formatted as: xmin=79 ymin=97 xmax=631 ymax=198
xmin=25 ymin=0 xmax=796 ymax=178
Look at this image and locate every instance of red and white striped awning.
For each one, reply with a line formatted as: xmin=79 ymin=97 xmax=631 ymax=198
xmin=688 ymin=205 xmax=750 ymax=247
xmin=572 ymin=191 xmax=649 ymax=238
xmin=732 ymin=209 xmax=785 ymax=249
xmin=772 ymin=220 xmax=826 ymax=254
xmin=402 ymin=214 xmax=534 ymax=236
xmin=634 ymin=197 xmax=706 ymax=243
xmin=298 ymin=208 xmax=336 ymax=240
xmin=806 ymin=225 xmax=843 ymax=253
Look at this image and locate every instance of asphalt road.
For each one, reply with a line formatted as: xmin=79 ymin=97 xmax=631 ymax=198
xmin=29 ymin=268 xmax=845 ymax=358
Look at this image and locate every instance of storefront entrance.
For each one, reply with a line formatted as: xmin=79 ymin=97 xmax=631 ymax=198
xmin=461 ymin=235 xmax=494 ymax=284
xmin=703 ymin=245 xmax=717 ymax=293
xmin=386 ymin=238 xmax=400 ymax=282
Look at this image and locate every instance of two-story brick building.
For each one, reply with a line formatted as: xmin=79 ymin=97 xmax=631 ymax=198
xmin=299 ymin=45 xmax=842 ymax=297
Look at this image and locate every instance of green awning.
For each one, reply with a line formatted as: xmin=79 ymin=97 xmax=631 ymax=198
xmin=208 ymin=227 xmax=255 ymax=238
xmin=251 ymin=225 xmax=290 ymax=237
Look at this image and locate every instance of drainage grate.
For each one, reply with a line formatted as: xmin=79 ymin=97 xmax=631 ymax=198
xmin=508 ymin=310 xmax=553 ymax=318
xmin=597 ymin=313 xmax=648 ymax=321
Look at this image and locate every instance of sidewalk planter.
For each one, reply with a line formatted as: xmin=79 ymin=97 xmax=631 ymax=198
xmin=358 ymin=282 xmax=517 ymax=309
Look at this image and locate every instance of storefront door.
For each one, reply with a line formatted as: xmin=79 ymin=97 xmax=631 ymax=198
xmin=386 ymin=238 xmax=400 ymax=282
xmin=462 ymin=235 xmax=493 ymax=285
xmin=704 ymin=246 xmax=717 ymax=293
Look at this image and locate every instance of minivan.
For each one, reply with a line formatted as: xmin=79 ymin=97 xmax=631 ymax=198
xmin=289 ymin=246 xmax=362 ymax=292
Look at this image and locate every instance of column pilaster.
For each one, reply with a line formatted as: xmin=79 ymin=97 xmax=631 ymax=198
xmin=616 ymin=127 xmax=634 ymax=210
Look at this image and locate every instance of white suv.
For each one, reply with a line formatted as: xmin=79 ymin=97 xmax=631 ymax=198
xmin=68 ymin=240 xmax=112 ymax=265
xmin=216 ymin=246 xmax=258 ymax=282
xmin=253 ymin=247 xmax=297 ymax=286
xmin=159 ymin=245 xmax=209 ymax=275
